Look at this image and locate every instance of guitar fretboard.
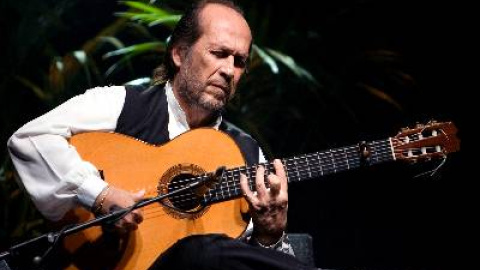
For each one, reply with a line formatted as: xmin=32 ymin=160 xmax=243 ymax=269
xmin=202 ymin=138 xmax=393 ymax=205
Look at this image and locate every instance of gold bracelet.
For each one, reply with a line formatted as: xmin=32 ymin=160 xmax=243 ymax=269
xmin=93 ymin=186 xmax=110 ymax=214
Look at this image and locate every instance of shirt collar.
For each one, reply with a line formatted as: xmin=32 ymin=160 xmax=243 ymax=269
xmin=165 ymin=81 xmax=222 ymax=130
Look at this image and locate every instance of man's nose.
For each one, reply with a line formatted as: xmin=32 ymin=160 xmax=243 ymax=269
xmin=220 ymin=56 xmax=235 ymax=78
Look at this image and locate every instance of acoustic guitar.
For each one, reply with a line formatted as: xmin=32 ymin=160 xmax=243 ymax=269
xmin=58 ymin=120 xmax=459 ymax=270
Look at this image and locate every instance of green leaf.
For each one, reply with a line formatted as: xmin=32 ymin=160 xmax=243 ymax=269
xmin=99 ymin=36 xmax=126 ymax=50
xmin=252 ymin=44 xmax=279 ymax=74
xmin=72 ymin=50 xmax=87 ymax=65
xmin=115 ymin=12 xmax=180 ymax=28
xmin=121 ymin=1 xmax=170 ymax=16
xmin=115 ymin=12 xmax=162 ymax=23
xmin=104 ymin=55 xmax=133 ymax=78
xmin=103 ymin=41 xmax=165 ymax=59
xmin=148 ymin=15 xmax=181 ymax=27
xmin=103 ymin=41 xmax=165 ymax=78
xmin=266 ymin=48 xmax=320 ymax=86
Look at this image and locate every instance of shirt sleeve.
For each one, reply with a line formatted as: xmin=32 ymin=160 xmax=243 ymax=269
xmin=238 ymin=147 xmax=295 ymax=256
xmin=7 ymin=86 xmax=126 ymax=221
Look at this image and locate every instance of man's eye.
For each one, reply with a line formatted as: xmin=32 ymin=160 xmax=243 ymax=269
xmin=235 ymin=57 xmax=247 ymax=68
xmin=212 ymin=51 xmax=228 ymax=58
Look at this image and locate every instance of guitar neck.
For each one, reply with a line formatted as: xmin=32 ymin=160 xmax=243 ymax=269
xmin=203 ymin=138 xmax=394 ymax=205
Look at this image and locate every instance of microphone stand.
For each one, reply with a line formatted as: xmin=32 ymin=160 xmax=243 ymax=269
xmin=0 ymin=168 xmax=225 ymax=270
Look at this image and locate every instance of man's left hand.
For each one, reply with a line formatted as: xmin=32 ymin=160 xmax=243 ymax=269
xmin=240 ymin=159 xmax=288 ymax=245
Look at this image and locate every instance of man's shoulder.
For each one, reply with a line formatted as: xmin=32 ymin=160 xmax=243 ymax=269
xmin=124 ymin=84 xmax=148 ymax=92
xmin=220 ymin=120 xmax=256 ymax=142
xmin=124 ymin=83 xmax=166 ymax=97
xmin=220 ymin=120 xmax=261 ymax=165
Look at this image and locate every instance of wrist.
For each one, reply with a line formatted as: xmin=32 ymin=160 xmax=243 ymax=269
xmin=92 ymin=185 xmax=110 ymax=214
xmin=251 ymin=231 xmax=286 ymax=248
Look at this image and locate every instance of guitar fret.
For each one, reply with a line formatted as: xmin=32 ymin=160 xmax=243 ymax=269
xmin=368 ymin=139 xmax=393 ymax=165
xmin=307 ymin=155 xmax=319 ymax=178
xmin=249 ymin=166 xmax=255 ymax=191
xmin=235 ymin=167 xmax=242 ymax=195
xmin=370 ymin=141 xmax=379 ymax=164
xmin=329 ymin=149 xmax=336 ymax=173
xmin=219 ymin=173 xmax=226 ymax=199
xmin=206 ymin=183 xmax=216 ymax=204
xmin=225 ymin=169 xmax=232 ymax=197
xmin=300 ymin=156 xmax=312 ymax=179
xmin=235 ymin=169 xmax=241 ymax=195
xmin=244 ymin=165 xmax=250 ymax=191
xmin=336 ymin=149 xmax=346 ymax=170
xmin=343 ymin=148 xmax=350 ymax=170
xmin=236 ymin=168 xmax=241 ymax=195
xmin=203 ymin=189 xmax=211 ymax=204
xmin=236 ymin=168 xmax=242 ymax=195
xmin=282 ymin=158 xmax=290 ymax=182
xmin=320 ymin=151 xmax=333 ymax=175
xmin=315 ymin=152 xmax=324 ymax=176
xmin=304 ymin=155 xmax=312 ymax=178
xmin=293 ymin=157 xmax=301 ymax=181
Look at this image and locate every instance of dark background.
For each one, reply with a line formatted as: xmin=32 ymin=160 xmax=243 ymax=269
xmin=264 ymin=1 xmax=471 ymax=269
xmin=0 ymin=0 xmax=472 ymax=269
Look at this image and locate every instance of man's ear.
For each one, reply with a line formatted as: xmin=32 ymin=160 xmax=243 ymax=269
xmin=172 ymin=46 xmax=183 ymax=68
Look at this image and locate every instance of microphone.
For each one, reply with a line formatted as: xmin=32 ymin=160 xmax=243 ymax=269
xmin=193 ymin=166 xmax=226 ymax=196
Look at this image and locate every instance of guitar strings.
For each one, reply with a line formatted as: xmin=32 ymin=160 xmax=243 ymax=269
xmin=170 ymin=139 xmax=391 ymax=196
xmin=167 ymin=139 xmax=389 ymax=187
xmin=141 ymin=138 xmax=440 ymax=217
xmin=180 ymin=142 xmax=388 ymax=205
xmin=141 ymin=146 xmax=440 ymax=219
xmin=141 ymin=139 xmax=396 ymax=216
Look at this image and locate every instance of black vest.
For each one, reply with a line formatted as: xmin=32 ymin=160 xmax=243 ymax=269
xmin=115 ymin=85 xmax=259 ymax=165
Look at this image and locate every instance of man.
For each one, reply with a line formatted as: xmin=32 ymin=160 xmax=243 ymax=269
xmin=8 ymin=0 xmax=316 ymax=269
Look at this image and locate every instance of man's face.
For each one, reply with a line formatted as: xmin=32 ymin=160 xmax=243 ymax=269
xmin=174 ymin=4 xmax=252 ymax=112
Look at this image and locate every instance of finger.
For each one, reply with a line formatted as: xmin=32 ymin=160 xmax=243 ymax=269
xmin=132 ymin=189 xmax=145 ymax=223
xmin=133 ymin=189 xmax=146 ymax=201
xmin=123 ymin=213 xmax=139 ymax=231
xmin=273 ymin=159 xmax=288 ymax=192
xmin=128 ymin=223 xmax=138 ymax=231
xmin=132 ymin=209 xmax=144 ymax=224
xmin=255 ymin=165 xmax=267 ymax=199
xmin=114 ymin=219 xmax=127 ymax=234
xmin=124 ymin=215 xmax=139 ymax=231
xmin=268 ymin=174 xmax=281 ymax=197
xmin=240 ymin=173 xmax=255 ymax=202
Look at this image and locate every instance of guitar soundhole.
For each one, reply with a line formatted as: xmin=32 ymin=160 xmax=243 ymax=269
xmin=168 ymin=174 xmax=201 ymax=211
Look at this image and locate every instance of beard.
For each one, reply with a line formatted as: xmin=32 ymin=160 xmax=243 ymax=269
xmin=177 ymin=68 xmax=233 ymax=113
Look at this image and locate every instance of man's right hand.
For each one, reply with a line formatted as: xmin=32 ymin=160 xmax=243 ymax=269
xmin=93 ymin=186 xmax=145 ymax=234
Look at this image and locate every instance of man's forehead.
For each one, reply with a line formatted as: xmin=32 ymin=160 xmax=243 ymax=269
xmin=198 ymin=6 xmax=251 ymax=51
xmin=199 ymin=5 xmax=251 ymax=36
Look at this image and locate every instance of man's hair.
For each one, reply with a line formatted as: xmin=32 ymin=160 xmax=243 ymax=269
xmin=152 ymin=0 xmax=245 ymax=85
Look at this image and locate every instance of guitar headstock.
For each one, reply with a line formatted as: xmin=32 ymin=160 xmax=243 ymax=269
xmin=392 ymin=120 xmax=460 ymax=162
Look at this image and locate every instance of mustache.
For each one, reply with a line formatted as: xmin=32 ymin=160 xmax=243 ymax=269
xmin=209 ymin=79 xmax=233 ymax=96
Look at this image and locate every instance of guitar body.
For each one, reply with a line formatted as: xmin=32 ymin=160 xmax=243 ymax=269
xmin=60 ymin=129 xmax=250 ymax=270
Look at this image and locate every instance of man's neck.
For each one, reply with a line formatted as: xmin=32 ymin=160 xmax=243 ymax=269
xmin=172 ymin=88 xmax=218 ymax=129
